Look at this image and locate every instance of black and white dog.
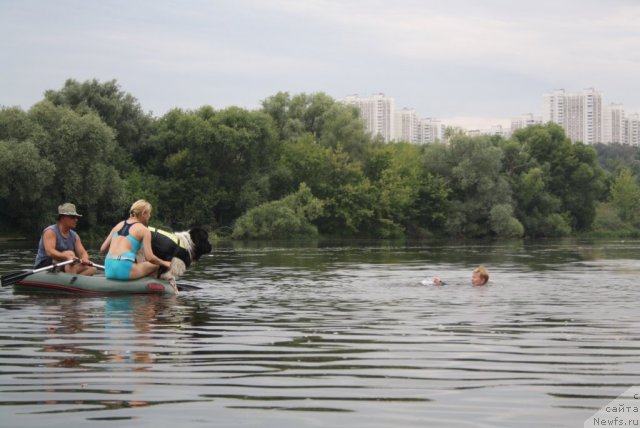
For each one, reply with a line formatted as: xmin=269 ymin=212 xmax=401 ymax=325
xmin=136 ymin=227 xmax=212 ymax=281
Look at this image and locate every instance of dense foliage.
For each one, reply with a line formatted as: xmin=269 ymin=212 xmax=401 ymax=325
xmin=1 ymin=78 xmax=637 ymax=239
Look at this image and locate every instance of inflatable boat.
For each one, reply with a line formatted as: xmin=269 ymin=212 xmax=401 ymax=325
xmin=13 ymin=270 xmax=177 ymax=295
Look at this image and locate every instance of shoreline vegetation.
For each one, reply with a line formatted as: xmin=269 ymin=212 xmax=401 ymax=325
xmin=2 ymin=78 xmax=640 ymax=241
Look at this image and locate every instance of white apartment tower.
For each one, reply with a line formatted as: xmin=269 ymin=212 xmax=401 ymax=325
xmin=602 ymin=103 xmax=625 ymax=144
xmin=417 ymin=118 xmax=444 ymax=144
xmin=394 ymin=108 xmax=419 ymax=143
xmin=511 ymin=113 xmax=542 ymax=132
xmin=625 ymin=113 xmax=640 ymax=147
xmin=343 ymin=93 xmax=395 ymax=142
xmin=583 ymin=88 xmax=603 ymax=144
xmin=542 ymin=90 xmax=565 ymax=128
xmin=542 ymin=88 xmax=603 ymax=144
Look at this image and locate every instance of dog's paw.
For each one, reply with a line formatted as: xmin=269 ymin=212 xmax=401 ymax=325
xmin=161 ymin=272 xmax=179 ymax=295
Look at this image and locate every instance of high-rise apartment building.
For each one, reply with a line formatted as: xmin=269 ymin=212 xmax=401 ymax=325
xmin=542 ymin=88 xmax=603 ymax=144
xmin=625 ymin=113 xmax=640 ymax=147
xmin=511 ymin=113 xmax=542 ymax=132
xmin=542 ymin=89 xmax=565 ymax=128
xmin=417 ymin=118 xmax=444 ymax=144
xmin=343 ymin=93 xmax=395 ymax=142
xmin=394 ymin=108 xmax=419 ymax=143
xmin=342 ymin=94 xmax=445 ymax=144
xmin=602 ymin=103 xmax=625 ymax=144
xmin=583 ymin=88 xmax=603 ymax=145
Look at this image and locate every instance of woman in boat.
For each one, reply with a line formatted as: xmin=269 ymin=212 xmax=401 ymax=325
xmin=100 ymin=199 xmax=171 ymax=280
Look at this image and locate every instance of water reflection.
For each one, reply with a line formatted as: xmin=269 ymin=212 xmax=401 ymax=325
xmin=0 ymin=239 xmax=639 ymax=427
xmin=102 ymin=295 xmax=176 ymax=368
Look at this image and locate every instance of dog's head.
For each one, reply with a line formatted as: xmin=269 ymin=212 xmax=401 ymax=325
xmin=189 ymin=227 xmax=212 ymax=261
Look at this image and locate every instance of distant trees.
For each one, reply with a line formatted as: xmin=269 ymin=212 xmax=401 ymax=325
xmin=508 ymin=124 xmax=606 ymax=235
xmin=232 ymin=183 xmax=323 ymax=239
xmin=609 ymin=168 xmax=640 ymax=223
xmin=0 ymin=138 xmax=54 ymax=231
xmin=0 ymin=78 xmax=635 ymax=239
xmin=0 ymin=101 xmax=126 ymax=232
xmin=44 ymin=78 xmax=153 ymax=165
xmin=145 ymin=106 xmax=281 ymax=228
xmin=424 ymin=135 xmax=519 ymax=237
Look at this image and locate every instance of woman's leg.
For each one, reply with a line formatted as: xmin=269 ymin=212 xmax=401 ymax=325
xmin=128 ymin=261 xmax=159 ymax=280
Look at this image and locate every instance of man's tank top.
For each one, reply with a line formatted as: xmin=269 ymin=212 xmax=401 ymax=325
xmin=34 ymin=224 xmax=77 ymax=268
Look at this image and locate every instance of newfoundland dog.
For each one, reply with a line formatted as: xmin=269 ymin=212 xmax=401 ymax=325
xmin=137 ymin=227 xmax=212 ymax=282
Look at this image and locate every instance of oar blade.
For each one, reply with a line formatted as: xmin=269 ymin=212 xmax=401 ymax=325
xmin=176 ymin=283 xmax=201 ymax=291
xmin=1 ymin=270 xmax=32 ymax=287
xmin=1 ymin=259 xmax=76 ymax=287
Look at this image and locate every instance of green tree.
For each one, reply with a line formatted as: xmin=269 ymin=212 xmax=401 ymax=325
xmin=0 ymin=107 xmax=33 ymax=141
xmin=610 ymin=168 xmax=640 ymax=222
xmin=44 ymin=78 xmax=152 ymax=169
xmin=146 ymin=106 xmax=280 ymax=228
xmin=262 ymin=92 xmax=392 ymax=236
xmin=510 ymin=124 xmax=606 ymax=234
xmin=0 ymin=102 xmax=126 ymax=233
xmin=232 ymin=183 xmax=323 ymax=239
xmin=489 ymin=203 xmax=525 ymax=237
xmin=510 ymin=165 xmax=570 ymax=236
xmin=594 ymin=143 xmax=640 ymax=177
xmin=275 ymin=134 xmax=331 ymax=197
xmin=262 ymin=92 xmax=372 ymax=161
xmin=28 ymin=101 xmax=127 ymax=228
xmin=423 ymin=135 xmax=518 ymax=237
xmin=364 ymin=143 xmax=449 ymax=238
xmin=314 ymin=146 xmax=376 ymax=236
xmin=0 ymin=140 xmax=55 ymax=231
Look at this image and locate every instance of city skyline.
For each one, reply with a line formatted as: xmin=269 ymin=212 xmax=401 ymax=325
xmin=2 ymin=0 xmax=640 ymax=130
xmin=346 ymin=88 xmax=640 ymax=146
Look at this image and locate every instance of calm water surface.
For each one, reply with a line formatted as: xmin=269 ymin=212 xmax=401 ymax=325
xmin=0 ymin=239 xmax=639 ymax=427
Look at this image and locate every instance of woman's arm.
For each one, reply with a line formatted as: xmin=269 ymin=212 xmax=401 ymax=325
xmin=100 ymin=227 xmax=116 ymax=253
xmin=100 ymin=225 xmax=119 ymax=253
xmin=141 ymin=227 xmax=171 ymax=269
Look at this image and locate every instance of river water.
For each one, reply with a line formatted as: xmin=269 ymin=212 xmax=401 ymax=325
xmin=0 ymin=239 xmax=639 ymax=427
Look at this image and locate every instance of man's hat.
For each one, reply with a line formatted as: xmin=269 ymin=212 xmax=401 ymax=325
xmin=58 ymin=202 xmax=82 ymax=217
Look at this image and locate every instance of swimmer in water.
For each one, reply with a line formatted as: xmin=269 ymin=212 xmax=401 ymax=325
xmin=430 ymin=266 xmax=489 ymax=286
xmin=470 ymin=266 xmax=489 ymax=286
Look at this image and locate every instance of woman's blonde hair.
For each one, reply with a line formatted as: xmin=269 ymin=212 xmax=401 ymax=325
xmin=129 ymin=199 xmax=152 ymax=219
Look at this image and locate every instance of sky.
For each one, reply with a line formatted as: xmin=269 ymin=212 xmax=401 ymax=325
xmin=2 ymin=0 xmax=640 ymax=130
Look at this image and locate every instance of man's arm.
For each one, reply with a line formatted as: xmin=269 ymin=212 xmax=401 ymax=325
xmin=74 ymin=235 xmax=92 ymax=265
xmin=43 ymin=229 xmax=74 ymax=262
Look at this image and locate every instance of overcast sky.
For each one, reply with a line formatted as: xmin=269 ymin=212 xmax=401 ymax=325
xmin=2 ymin=0 xmax=640 ymax=129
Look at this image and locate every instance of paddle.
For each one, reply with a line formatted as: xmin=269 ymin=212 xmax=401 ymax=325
xmin=175 ymin=283 xmax=202 ymax=292
xmin=1 ymin=259 xmax=77 ymax=287
xmin=91 ymin=263 xmax=201 ymax=292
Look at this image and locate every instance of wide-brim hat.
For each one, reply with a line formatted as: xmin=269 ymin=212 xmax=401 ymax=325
xmin=58 ymin=202 xmax=82 ymax=217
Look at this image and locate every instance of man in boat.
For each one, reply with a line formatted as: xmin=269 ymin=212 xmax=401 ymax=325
xmin=33 ymin=202 xmax=97 ymax=276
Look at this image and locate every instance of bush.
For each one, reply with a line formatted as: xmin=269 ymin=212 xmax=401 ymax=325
xmin=490 ymin=204 xmax=524 ymax=237
xmin=232 ymin=183 xmax=323 ymax=239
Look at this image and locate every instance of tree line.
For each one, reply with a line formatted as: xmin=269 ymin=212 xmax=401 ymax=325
xmin=1 ymin=78 xmax=640 ymax=240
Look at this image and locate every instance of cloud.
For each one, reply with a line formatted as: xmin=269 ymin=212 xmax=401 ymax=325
xmin=3 ymin=0 xmax=640 ymax=120
xmin=97 ymin=33 xmax=330 ymax=76
xmin=441 ymin=116 xmax=511 ymax=130
xmin=240 ymin=0 xmax=640 ymax=82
